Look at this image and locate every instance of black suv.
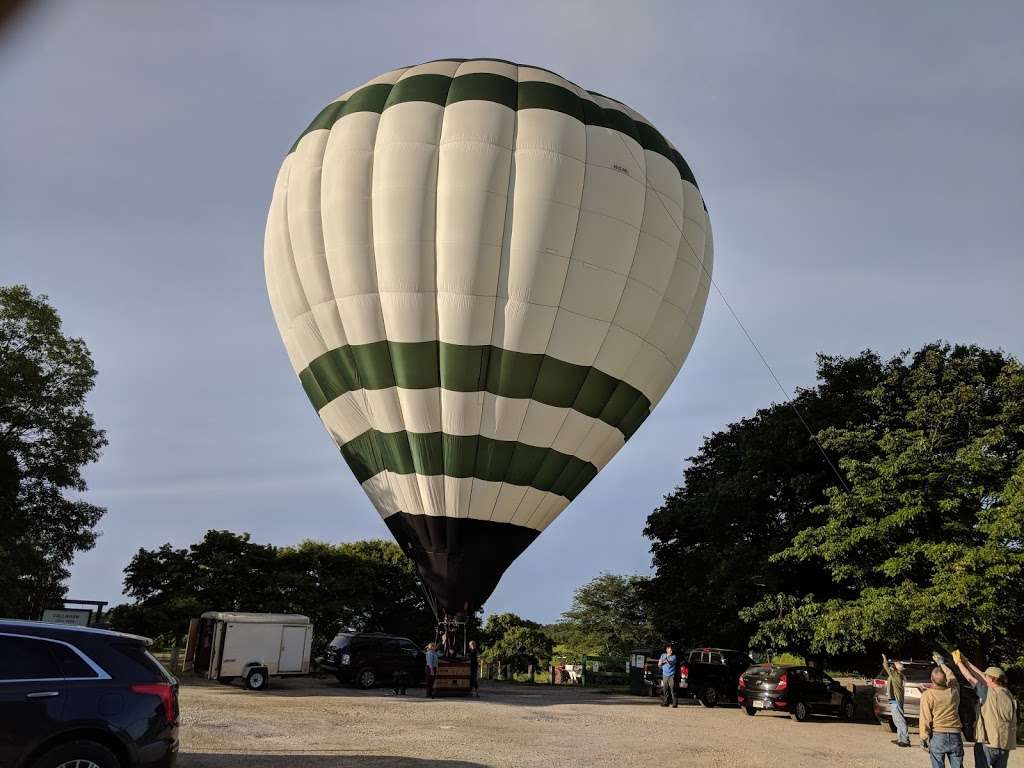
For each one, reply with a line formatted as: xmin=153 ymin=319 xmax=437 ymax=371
xmin=319 ymin=631 xmax=424 ymax=689
xmin=0 ymin=620 xmax=179 ymax=768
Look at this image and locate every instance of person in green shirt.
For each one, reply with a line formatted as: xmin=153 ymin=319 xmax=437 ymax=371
xmin=883 ymin=654 xmax=910 ymax=747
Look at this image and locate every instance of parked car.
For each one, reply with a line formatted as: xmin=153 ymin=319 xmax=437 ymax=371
xmin=318 ymin=631 xmax=425 ymax=689
xmin=642 ymin=647 xmax=754 ymax=706
xmin=738 ymin=664 xmax=856 ymax=722
xmin=0 ymin=619 xmax=179 ymax=768
xmin=871 ymin=659 xmax=977 ymax=741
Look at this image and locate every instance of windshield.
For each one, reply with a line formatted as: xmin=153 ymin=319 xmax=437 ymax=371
xmin=330 ymin=633 xmax=353 ymax=649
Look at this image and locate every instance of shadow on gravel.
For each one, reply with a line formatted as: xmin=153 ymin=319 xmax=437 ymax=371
xmin=185 ymin=677 xmax=666 ymax=707
xmin=179 ymin=756 xmax=487 ymax=767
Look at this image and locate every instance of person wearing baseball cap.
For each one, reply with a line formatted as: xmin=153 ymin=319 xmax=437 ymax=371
xmin=953 ymin=650 xmax=1017 ymax=768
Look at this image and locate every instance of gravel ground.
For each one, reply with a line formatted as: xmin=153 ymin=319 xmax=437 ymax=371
xmin=178 ymin=676 xmax=930 ymax=768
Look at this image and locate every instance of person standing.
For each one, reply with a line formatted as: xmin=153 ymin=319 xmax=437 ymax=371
xmin=658 ymin=645 xmax=678 ymax=708
xmin=920 ymin=663 xmax=964 ymax=768
xmin=883 ymin=654 xmax=910 ymax=747
xmin=425 ymin=642 xmax=439 ymax=699
xmin=468 ymin=640 xmax=480 ymax=697
xmin=953 ymin=651 xmax=1017 ymax=768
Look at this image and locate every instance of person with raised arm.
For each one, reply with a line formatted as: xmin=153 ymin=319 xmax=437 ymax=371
xmin=953 ymin=650 xmax=1017 ymax=768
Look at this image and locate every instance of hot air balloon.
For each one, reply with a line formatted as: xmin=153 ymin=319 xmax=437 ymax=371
xmin=265 ymin=58 xmax=712 ymax=622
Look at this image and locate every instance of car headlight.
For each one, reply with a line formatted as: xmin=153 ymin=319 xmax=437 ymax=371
xmin=341 ymin=653 xmax=351 ymax=665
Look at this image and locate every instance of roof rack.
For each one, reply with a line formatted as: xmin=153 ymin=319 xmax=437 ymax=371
xmin=0 ymin=619 xmax=150 ymax=644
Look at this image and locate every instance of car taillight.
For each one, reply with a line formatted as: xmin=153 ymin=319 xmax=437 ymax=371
xmin=776 ymin=673 xmax=788 ymax=691
xmin=873 ymin=678 xmax=887 ymax=688
xmin=131 ymin=683 xmax=176 ymax=722
xmin=680 ymin=665 xmax=689 ymax=679
xmin=738 ymin=675 xmax=746 ymax=689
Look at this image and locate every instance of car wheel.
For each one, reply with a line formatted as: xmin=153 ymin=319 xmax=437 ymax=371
xmin=699 ymin=686 xmax=719 ymax=708
xmin=840 ymin=698 xmax=856 ymax=721
xmin=244 ymin=666 xmax=269 ymax=691
xmin=358 ymin=668 xmax=377 ymax=689
xmin=744 ymin=706 xmax=757 ymax=716
xmin=880 ymin=717 xmax=897 ymax=733
xmin=791 ymin=701 xmax=810 ymax=722
xmin=32 ymin=740 xmax=119 ymax=768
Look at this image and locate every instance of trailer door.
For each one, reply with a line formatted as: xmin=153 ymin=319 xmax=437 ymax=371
xmin=278 ymin=625 xmax=306 ymax=673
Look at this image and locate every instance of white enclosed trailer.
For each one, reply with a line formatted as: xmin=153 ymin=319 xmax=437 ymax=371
xmin=185 ymin=612 xmax=313 ymax=690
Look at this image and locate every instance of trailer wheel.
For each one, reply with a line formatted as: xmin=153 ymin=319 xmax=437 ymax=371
xmin=244 ymin=666 xmax=269 ymax=691
xmin=744 ymin=706 xmax=757 ymax=716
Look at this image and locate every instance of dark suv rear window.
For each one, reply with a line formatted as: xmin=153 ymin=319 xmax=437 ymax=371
xmin=0 ymin=635 xmax=62 ymax=680
xmin=48 ymin=642 xmax=99 ymax=678
xmin=110 ymin=642 xmax=169 ymax=682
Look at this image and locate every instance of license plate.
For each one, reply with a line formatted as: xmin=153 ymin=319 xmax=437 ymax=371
xmin=753 ymin=700 xmax=767 ymax=708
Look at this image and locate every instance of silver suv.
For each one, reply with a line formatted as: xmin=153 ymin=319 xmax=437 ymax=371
xmin=871 ymin=659 xmax=977 ymax=741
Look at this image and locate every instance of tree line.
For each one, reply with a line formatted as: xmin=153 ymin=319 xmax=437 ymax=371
xmin=2 ymin=286 xmax=1021 ymax=679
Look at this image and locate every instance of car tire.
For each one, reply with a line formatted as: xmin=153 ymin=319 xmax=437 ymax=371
xmin=699 ymin=686 xmax=719 ymax=708
xmin=244 ymin=666 xmax=269 ymax=691
xmin=357 ymin=667 xmax=377 ymax=689
xmin=31 ymin=740 xmax=120 ymax=768
xmin=880 ymin=717 xmax=897 ymax=733
xmin=791 ymin=701 xmax=810 ymax=722
xmin=840 ymin=698 xmax=856 ymax=721
xmin=744 ymin=706 xmax=757 ymax=716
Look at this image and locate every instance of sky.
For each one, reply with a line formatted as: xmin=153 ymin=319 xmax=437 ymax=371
xmin=2 ymin=1 xmax=1022 ymax=624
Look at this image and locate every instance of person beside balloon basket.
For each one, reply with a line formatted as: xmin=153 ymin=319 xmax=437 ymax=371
xmin=425 ymin=643 xmax=440 ymax=699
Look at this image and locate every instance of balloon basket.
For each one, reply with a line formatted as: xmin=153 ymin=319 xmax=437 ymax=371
xmin=433 ymin=658 xmax=472 ymax=696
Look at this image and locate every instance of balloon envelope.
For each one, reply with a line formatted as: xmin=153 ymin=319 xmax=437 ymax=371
xmin=265 ymin=59 xmax=712 ymax=616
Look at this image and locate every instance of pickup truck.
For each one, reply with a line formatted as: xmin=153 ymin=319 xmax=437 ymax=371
xmin=645 ymin=647 xmax=755 ymax=707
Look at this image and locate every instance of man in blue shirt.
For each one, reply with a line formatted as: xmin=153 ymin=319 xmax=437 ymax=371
xmin=425 ymin=643 xmax=440 ymax=699
xmin=659 ymin=645 xmax=678 ymax=708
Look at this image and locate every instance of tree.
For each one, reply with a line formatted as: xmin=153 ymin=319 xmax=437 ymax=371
xmin=108 ymin=531 xmax=435 ymax=649
xmin=745 ymin=344 xmax=1024 ymax=663
xmin=551 ymin=573 xmax=657 ymax=660
xmin=644 ymin=350 xmax=886 ymax=650
xmin=479 ymin=612 xmax=553 ymax=674
xmin=0 ymin=285 xmax=107 ymax=618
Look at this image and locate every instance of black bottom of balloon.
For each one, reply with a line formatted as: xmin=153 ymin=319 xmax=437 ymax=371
xmin=383 ymin=512 xmax=540 ymax=617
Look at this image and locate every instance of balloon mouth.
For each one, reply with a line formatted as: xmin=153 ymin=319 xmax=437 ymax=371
xmin=383 ymin=512 xmax=540 ymax=617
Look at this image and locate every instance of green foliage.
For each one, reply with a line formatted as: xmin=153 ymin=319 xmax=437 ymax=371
xmin=745 ymin=344 xmax=1024 ymax=663
xmin=645 ymin=350 xmax=885 ymax=649
xmin=0 ymin=285 xmax=107 ymax=618
xmin=479 ymin=613 xmax=553 ymax=674
xmin=549 ymin=573 xmax=657 ymax=661
xmin=107 ymin=530 xmax=435 ymax=650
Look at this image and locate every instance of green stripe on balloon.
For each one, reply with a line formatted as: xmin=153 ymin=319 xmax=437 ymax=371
xmin=298 ymin=341 xmax=653 ymax=440
xmin=288 ymin=71 xmax=699 ymax=189
xmin=341 ymin=429 xmax=599 ymax=500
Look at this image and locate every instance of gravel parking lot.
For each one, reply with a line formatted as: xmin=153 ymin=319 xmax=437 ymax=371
xmin=177 ymin=676 xmax=935 ymax=768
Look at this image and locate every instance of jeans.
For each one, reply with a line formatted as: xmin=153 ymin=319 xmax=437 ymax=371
xmin=662 ymin=676 xmax=677 ymax=706
xmin=974 ymin=742 xmax=1010 ymax=768
xmin=890 ymin=699 xmax=909 ymax=743
xmin=425 ymin=669 xmax=436 ymax=698
xmin=928 ymin=731 xmax=964 ymax=768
